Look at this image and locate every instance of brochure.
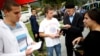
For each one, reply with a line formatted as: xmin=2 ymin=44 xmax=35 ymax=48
xmin=27 ymin=41 xmax=42 ymax=51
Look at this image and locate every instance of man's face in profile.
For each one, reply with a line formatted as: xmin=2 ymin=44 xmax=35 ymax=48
xmin=4 ymin=6 xmax=21 ymax=22
xmin=66 ymin=8 xmax=75 ymax=16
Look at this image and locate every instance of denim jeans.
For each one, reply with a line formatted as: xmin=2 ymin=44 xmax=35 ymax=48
xmin=47 ymin=44 xmax=61 ymax=56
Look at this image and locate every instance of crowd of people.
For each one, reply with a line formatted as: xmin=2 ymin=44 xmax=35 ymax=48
xmin=0 ymin=0 xmax=100 ymax=56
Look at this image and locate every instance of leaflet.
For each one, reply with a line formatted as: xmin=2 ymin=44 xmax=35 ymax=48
xmin=27 ymin=41 xmax=42 ymax=51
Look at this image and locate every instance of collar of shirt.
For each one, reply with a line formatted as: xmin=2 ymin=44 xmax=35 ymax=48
xmin=69 ymin=13 xmax=75 ymax=23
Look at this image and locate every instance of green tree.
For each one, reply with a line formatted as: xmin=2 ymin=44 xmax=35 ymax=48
xmin=38 ymin=0 xmax=88 ymax=9
xmin=66 ymin=0 xmax=88 ymax=5
xmin=38 ymin=0 xmax=66 ymax=9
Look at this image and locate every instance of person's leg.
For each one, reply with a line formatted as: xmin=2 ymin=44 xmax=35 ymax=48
xmin=38 ymin=36 xmax=44 ymax=52
xmin=66 ymin=41 xmax=73 ymax=56
xmin=47 ymin=47 xmax=53 ymax=56
xmin=54 ymin=44 xmax=61 ymax=56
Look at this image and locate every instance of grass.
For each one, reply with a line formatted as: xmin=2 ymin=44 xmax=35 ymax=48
xmin=25 ymin=22 xmax=47 ymax=56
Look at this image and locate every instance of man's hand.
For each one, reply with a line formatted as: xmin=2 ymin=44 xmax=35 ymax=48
xmin=62 ymin=24 xmax=71 ymax=29
xmin=35 ymin=34 xmax=38 ymax=38
xmin=55 ymin=33 xmax=60 ymax=38
xmin=26 ymin=48 xmax=34 ymax=56
xmin=48 ymin=34 xmax=57 ymax=39
xmin=72 ymin=37 xmax=83 ymax=45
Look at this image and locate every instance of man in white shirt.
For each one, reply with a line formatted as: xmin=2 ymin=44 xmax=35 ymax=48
xmin=39 ymin=5 xmax=61 ymax=56
xmin=0 ymin=1 xmax=35 ymax=56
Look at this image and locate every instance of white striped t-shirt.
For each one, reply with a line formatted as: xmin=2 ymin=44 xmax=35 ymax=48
xmin=7 ymin=23 xmax=28 ymax=52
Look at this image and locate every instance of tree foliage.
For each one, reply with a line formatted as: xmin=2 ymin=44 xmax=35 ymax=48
xmin=38 ymin=0 xmax=66 ymax=9
xmin=38 ymin=0 xmax=88 ymax=8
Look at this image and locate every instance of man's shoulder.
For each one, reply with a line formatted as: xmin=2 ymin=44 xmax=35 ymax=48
xmin=75 ymin=12 xmax=80 ymax=15
xmin=30 ymin=15 xmax=36 ymax=19
xmin=75 ymin=12 xmax=83 ymax=17
xmin=17 ymin=21 xmax=25 ymax=26
xmin=0 ymin=19 xmax=2 ymax=23
xmin=0 ymin=20 xmax=8 ymax=31
xmin=39 ymin=19 xmax=45 ymax=24
xmin=0 ymin=20 xmax=5 ymax=27
xmin=75 ymin=12 xmax=82 ymax=16
xmin=52 ymin=17 xmax=57 ymax=20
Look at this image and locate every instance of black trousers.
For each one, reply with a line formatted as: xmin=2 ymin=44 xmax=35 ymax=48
xmin=34 ymin=34 xmax=44 ymax=52
xmin=65 ymin=37 xmax=82 ymax=56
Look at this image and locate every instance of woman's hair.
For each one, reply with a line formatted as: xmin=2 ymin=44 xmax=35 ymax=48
xmin=85 ymin=8 xmax=100 ymax=24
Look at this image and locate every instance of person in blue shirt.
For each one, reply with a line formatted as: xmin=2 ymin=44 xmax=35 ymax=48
xmin=29 ymin=8 xmax=44 ymax=53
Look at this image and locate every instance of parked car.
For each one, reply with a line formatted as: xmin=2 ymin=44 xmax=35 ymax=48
xmin=20 ymin=11 xmax=31 ymax=23
xmin=20 ymin=4 xmax=32 ymax=23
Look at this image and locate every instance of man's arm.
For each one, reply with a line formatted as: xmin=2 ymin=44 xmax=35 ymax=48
xmin=39 ymin=32 xmax=50 ymax=38
xmin=39 ymin=32 xmax=56 ymax=39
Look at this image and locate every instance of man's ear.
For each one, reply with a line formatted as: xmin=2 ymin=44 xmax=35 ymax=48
xmin=3 ymin=9 xmax=9 ymax=16
xmin=3 ymin=10 xmax=8 ymax=14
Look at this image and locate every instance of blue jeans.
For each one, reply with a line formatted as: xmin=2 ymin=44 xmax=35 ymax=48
xmin=47 ymin=44 xmax=61 ymax=56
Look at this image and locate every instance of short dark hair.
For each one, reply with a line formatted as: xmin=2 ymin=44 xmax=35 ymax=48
xmin=31 ymin=8 xmax=35 ymax=12
xmin=2 ymin=0 xmax=20 ymax=11
xmin=65 ymin=3 xmax=75 ymax=9
xmin=44 ymin=5 xmax=54 ymax=13
xmin=85 ymin=8 xmax=100 ymax=24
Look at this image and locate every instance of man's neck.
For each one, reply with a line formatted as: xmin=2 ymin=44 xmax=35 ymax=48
xmin=46 ymin=17 xmax=52 ymax=20
xmin=4 ymin=18 xmax=16 ymax=27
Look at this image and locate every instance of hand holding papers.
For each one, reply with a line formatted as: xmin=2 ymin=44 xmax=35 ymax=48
xmin=27 ymin=41 xmax=42 ymax=51
xmin=61 ymin=24 xmax=71 ymax=29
